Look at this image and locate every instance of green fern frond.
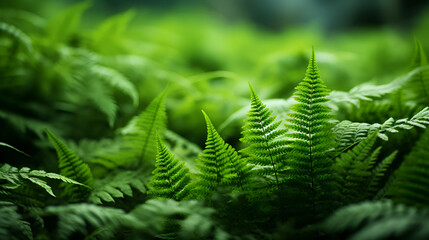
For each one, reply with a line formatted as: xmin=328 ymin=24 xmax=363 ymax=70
xmin=197 ymin=110 xmax=250 ymax=198
xmin=334 ymin=133 xmax=382 ymax=203
xmin=284 ymin=48 xmax=337 ymax=221
xmin=95 ymin=89 xmax=168 ymax=168
xmin=0 ymin=21 xmax=33 ymax=54
xmin=322 ymin=200 xmax=429 ymax=240
xmin=42 ymin=203 xmax=140 ymax=240
xmin=46 ymin=129 xmax=93 ymax=202
xmin=0 ymin=202 xmax=33 ymax=240
xmin=0 ymin=142 xmax=29 ymax=156
xmin=334 ymin=107 xmax=429 ymax=152
xmin=388 ymin=128 xmax=429 ymax=208
xmin=89 ymin=170 xmax=147 ymax=204
xmin=240 ymin=83 xmax=288 ymax=190
xmin=0 ymin=164 xmax=85 ymax=206
xmin=148 ymin=135 xmax=192 ymax=201
xmin=368 ymin=150 xmax=397 ymax=194
xmin=408 ymin=38 xmax=429 ymax=104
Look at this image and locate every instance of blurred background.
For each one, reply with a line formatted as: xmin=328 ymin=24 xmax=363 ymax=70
xmin=1 ymin=0 xmax=429 ymax=167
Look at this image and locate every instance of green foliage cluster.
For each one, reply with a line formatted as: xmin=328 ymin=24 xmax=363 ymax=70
xmin=2 ymin=2 xmax=429 ymax=240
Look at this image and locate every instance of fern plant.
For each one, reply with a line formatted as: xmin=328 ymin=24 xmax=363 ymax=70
xmin=196 ymin=111 xmax=251 ymax=198
xmin=46 ymin=129 xmax=93 ymax=202
xmin=240 ymin=83 xmax=288 ymax=191
xmin=147 ymin=135 xmax=192 ymax=201
xmin=284 ymin=48 xmax=338 ymax=222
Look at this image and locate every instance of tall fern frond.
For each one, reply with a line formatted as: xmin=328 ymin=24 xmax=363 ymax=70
xmin=368 ymin=151 xmax=397 ymax=194
xmin=95 ymin=89 xmax=168 ymax=168
xmin=89 ymin=170 xmax=148 ymax=204
xmin=322 ymin=200 xmax=429 ymax=240
xmin=148 ymin=135 xmax=192 ymax=201
xmin=196 ymin=111 xmax=250 ymax=198
xmin=284 ymin=48 xmax=337 ymax=221
xmin=46 ymin=129 xmax=93 ymax=202
xmin=240 ymin=83 xmax=288 ymax=191
xmin=0 ymin=202 xmax=32 ymax=240
xmin=334 ymin=133 xmax=382 ymax=203
xmin=333 ymin=107 xmax=429 ymax=152
xmin=0 ymin=164 xmax=85 ymax=206
xmin=387 ymin=128 xmax=429 ymax=208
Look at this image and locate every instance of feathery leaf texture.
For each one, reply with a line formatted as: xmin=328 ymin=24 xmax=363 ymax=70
xmin=46 ymin=129 xmax=93 ymax=202
xmin=284 ymin=48 xmax=337 ymax=221
xmin=334 ymin=133 xmax=382 ymax=203
xmin=368 ymin=151 xmax=397 ymax=194
xmin=0 ymin=202 xmax=32 ymax=240
xmin=322 ymin=200 xmax=429 ymax=240
xmin=240 ymin=83 xmax=288 ymax=190
xmin=148 ymin=135 xmax=192 ymax=201
xmin=95 ymin=89 xmax=168 ymax=168
xmin=42 ymin=203 xmax=140 ymax=240
xmin=0 ymin=164 xmax=86 ymax=206
xmin=388 ymin=128 xmax=429 ymax=208
xmin=334 ymin=106 xmax=429 ymax=152
xmin=89 ymin=170 xmax=147 ymax=204
xmin=197 ymin=111 xmax=251 ymax=197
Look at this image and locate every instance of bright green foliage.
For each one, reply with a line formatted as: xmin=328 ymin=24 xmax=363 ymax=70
xmin=89 ymin=170 xmax=147 ymax=204
xmin=0 ymin=22 xmax=33 ymax=54
xmin=240 ymin=83 xmax=288 ymax=190
xmin=368 ymin=151 xmax=398 ymax=195
xmin=0 ymin=164 xmax=85 ymax=206
xmin=409 ymin=38 xmax=429 ymax=104
xmin=334 ymin=133 xmax=382 ymax=203
xmin=388 ymin=128 xmax=429 ymax=208
xmin=284 ymin=48 xmax=337 ymax=221
xmin=96 ymin=89 xmax=168 ymax=168
xmin=0 ymin=202 xmax=32 ymax=240
xmin=148 ymin=135 xmax=192 ymax=201
xmin=46 ymin=129 xmax=93 ymax=202
xmin=322 ymin=200 xmax=429 ymax=240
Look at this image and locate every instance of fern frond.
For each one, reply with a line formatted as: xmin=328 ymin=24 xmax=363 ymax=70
xmin=148 ymin=135 xmax=192 ymax=201
xmin=42 ymin=203 xmax=140 ymax=240
xmin=94 ymin=89 xmax=168 ymax=168
xmin=89 ymin=170 xmax=147 ymax=204
xmin=322 ymin=200 xmax=429 ymax=240
xmin=334 ymin=133 xmax=382 ymax=203
xmin=0 ymin=21 xmax=33 ymax=54
xmin=197 ymin=111 xmax=250 ymax=198
xmin=240 ymin=83 xmax=288 ymax=190
xmin=0 ymin=202 xmax=32 ymax=240
xmin=334 ymin=107 xmax=429 ymax=152
xmin=0 ymin=164 xmax=85 ymax=206
xmin=368 ymin=150 xmax=397 ymax=194
xmin=46 ymin=129 xmax=93 ymax=202
xmin=408 ymin=38 xmax=429 ymax=104
xmin=0 ymin=142 xmax=29 ymax=156
xmin=284 ymin=48 xmax=337 ymax=221
xmin=388 ymin=128 xmax=429 ymax=208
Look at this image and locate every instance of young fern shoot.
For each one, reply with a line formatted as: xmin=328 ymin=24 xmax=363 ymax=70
xmin=285 ymin=48 xmax=337 ymax=222
xmin=148 ymin=135 xmax=192 ymax=201
xmin=240 ymin=83 xmax=289 ymax=191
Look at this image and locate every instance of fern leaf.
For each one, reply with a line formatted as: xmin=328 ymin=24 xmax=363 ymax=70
xmin=0 ymin=21 xmax=33 ymax=54
xmin=42 ymin=203 xmax=140 ymax=240
xmin=408 ymin=38 xmax=429 ymax=104
xmin=46 ymin=129 xmax=93 ymax=202
xmin=334 ymin=107 xmax=429 ymax=152
xmin=240 ymin=83 xmax=288 ymax=190
xmin=148 ymin=135 xmax=192 ymax=201
xmin=284 ymin=48 xmax=337 ymax=221
xmin=368 ymin=150 xmax=397 ymax=194
xmin=322 ymin=200 xmax=429 ymax=240
xmin=95 ymin=89 xmax=168 ymax=168
xmin=0 ymin=164 xmax=86 ymax=206
xmin=334 ymin=133 xmax=381 ymax=203
xmin=0 ymin=202 xmax=33 ymax=240
xmin=89 ymin=170 xmax=147 ymax=204
xmin=388 ymin=128 xmax=429 ymax=208
xmin=196 ymin=111 xmax=249 ymax=198
xmin=0 ymin=142 xmax=29 ymax=156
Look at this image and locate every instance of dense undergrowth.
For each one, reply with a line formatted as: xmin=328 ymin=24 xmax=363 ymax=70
xmin=2 ymin=1 xmax=429 ymax=240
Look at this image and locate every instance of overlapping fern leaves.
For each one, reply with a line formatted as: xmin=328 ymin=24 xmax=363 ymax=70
xmin=148 ymin=135 xmax=192 ymax=201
